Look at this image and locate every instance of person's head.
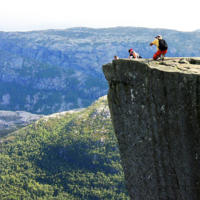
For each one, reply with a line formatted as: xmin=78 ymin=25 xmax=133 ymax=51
xmin=128 ymin=49 xmax=133 ymax=54
xmin=155 ymin=35 xmax=162 ymax=39
xmin=114 ymin=55 xmax=117 ymax=59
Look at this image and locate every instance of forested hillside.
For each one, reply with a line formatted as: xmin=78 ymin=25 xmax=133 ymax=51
xmin=0 ymin=96 xmax=130 ymax=199
xmin=0 ymin=27 xmax=200 ymax=114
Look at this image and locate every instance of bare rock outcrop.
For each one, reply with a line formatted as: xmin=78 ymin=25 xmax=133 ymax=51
xmin=0 ymin=110 xmax=44 ymax=130
xmin=103 ymin=58 xmax=200 ymax=200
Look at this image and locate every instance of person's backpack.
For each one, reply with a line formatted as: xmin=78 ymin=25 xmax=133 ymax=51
xmin=159 ymin=39 xmax=168 ymax=51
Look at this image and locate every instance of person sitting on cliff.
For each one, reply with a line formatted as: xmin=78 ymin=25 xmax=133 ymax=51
xmin=128 ymin=49 xmax=142 ymax=59
xmin=114 ymin=55 xmax=119 ymax=59
xmin=150 ymin=35 xmax=168 ymax=60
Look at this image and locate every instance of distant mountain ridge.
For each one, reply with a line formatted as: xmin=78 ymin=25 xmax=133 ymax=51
xmin=0 ymin=27 xmax=200 ymax=114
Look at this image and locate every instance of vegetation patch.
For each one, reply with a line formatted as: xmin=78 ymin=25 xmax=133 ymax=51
xmin=0 ymin=97 xmax=130 ymax=199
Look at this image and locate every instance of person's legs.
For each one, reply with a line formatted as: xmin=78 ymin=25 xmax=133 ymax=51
xmin=153 ymin=50 xmax=167 ymax=60
xmin=160 ymin=54 xmax=164 ymax=61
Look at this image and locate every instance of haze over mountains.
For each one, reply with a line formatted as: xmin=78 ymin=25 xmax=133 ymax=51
xmin=0 ymin=27 xmax=200 ymax=115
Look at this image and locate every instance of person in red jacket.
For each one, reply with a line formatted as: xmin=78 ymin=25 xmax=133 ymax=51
xmin=150 ymin=35 xmax=168 ymax=60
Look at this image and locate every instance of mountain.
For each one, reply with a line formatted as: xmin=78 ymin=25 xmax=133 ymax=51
xmin=1 ymin=27 xmax=200 ymax=114
xmin=0 ymin=96 xmax=130 ymax=199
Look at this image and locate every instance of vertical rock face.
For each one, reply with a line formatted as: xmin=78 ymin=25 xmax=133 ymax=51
xmin=102 ymin=58 xmax=200 ymax=200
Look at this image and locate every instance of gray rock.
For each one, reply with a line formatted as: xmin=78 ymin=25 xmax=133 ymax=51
xmin=103 ymin=57 xmax=200 ymax=200
xmin=179 ymin=58 xmax=190 ymax=64
xmin=0 ymin=110 xmax=44 ymax=130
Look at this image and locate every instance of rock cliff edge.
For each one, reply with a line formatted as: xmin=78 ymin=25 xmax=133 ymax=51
xmin=102 ymin=58 xmax=200 ymax=200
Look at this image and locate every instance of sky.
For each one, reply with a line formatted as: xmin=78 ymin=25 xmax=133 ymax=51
xmin=0 ymin=0 xmax=200 ymax=32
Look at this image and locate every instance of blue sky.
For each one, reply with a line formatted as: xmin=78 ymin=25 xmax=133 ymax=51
xmin=0 ymin=0 xmax=200 ymax=32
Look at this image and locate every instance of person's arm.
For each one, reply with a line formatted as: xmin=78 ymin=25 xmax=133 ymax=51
xmin=150 ymin=39 xmax=157 ymax=46
xmin=133 ymin=52 xmax=137 ymax=59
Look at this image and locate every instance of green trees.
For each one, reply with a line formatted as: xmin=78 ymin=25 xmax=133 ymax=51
xmin=0 ymin=97 xmax=130 ymax=199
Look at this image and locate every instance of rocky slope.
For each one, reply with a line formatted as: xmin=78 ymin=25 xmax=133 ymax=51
xmin=0 ymin=110 xmax=44 ymax=137
xmin=0 ymin=49 xmax=107 ymax=114
xmin=103 ymin=57 xmax=200 ymax=200
xmin=0 ymin=27 xmax=200 ymax=114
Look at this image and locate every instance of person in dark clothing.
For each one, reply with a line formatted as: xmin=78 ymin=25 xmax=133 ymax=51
xmin=150 ymin=35 xmax=168 ymax=60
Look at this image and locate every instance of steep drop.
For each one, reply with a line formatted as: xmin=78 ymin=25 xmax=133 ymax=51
xmin=103 ymin=58 xmax=200 ymax=200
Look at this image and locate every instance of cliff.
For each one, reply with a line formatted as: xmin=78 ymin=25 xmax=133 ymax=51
xmin=103 ymin=58 xmax=200 ymax=200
